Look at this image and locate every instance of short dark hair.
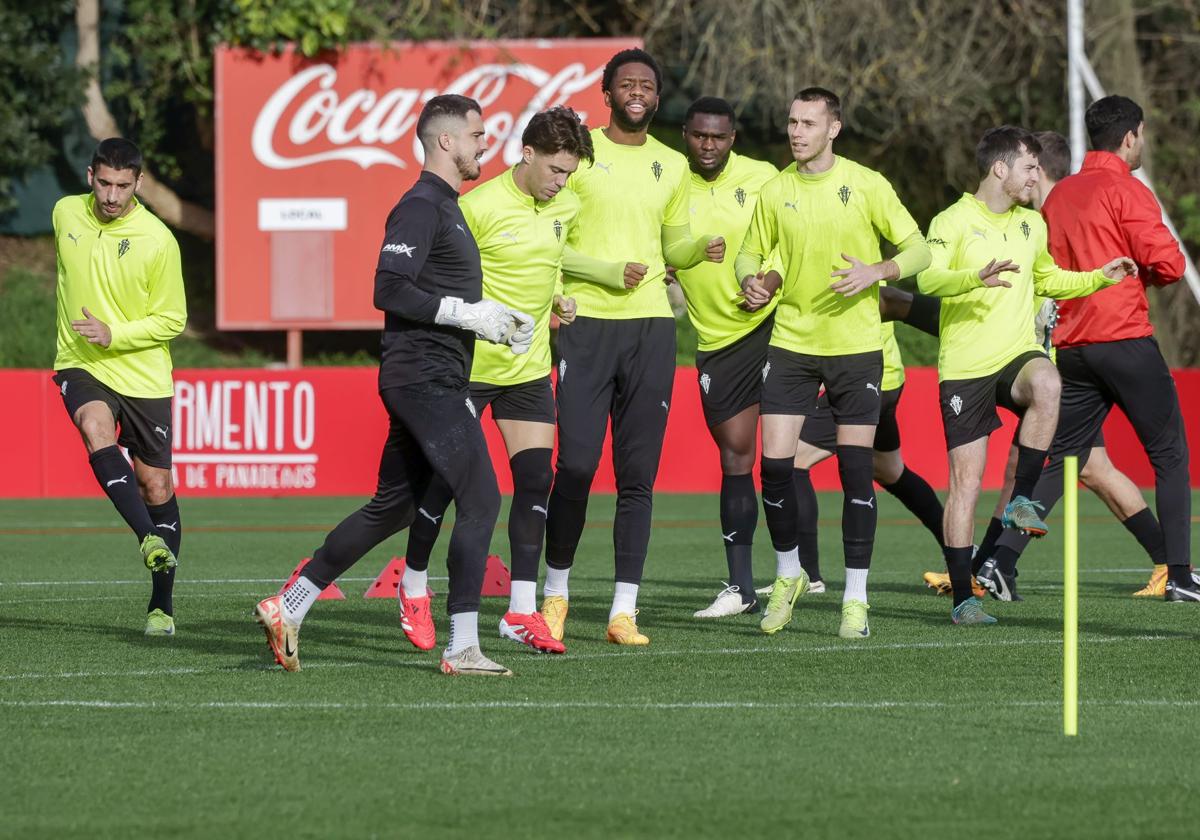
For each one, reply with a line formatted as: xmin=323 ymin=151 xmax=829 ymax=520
xmin=522 ymin=106 xmax=594 ymax=164
xmin=1033 ymin=130 xmax=1071 ymax=181
xmin=793 ymin=87 xmax=841 ymax=122
xmin=415 ymin=94 xmax=482 ymax=149
xmin=91 ymin=138 xmax=142 ymax=176
xmin=684 ymin=96 xmax=736 ymax=129
xmin=601 ymin=48 xmax=662 ymax=93
xmin=1086 ymin=95 xmax=1143 ymax=152
xmin=975 ymin=125 xmax=1042 ymax=176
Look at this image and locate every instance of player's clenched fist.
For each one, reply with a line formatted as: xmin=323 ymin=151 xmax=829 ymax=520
xmin=623 ymin=262 xmax=649 ymax=289
xmin=704 ymin=236 xmax=726 ymax=263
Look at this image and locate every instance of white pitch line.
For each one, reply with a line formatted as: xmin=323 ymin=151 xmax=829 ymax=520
xmin=2 ymin=697 xmax=1198 ymax=712
xmin=0 ymin=634 xmax=1178 ymax=683
xmin=0 ymin=576 xmax=448 ymax=587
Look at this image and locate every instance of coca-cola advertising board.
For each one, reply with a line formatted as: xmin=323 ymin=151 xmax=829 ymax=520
xmin=215 ymin=39 xmax=639 ymax=330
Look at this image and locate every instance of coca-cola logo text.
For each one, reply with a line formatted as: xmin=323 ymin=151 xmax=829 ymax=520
xmin=251 ymin=62 xmax=602 ymax=171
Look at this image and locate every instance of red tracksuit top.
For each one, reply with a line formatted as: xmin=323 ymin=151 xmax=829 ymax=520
xmin=1042 ymin=150 xmax=1185 ymax=349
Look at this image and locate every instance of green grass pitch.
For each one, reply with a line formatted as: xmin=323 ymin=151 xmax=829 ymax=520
xmin=1 ymin=492 xmax=1197 ymax=838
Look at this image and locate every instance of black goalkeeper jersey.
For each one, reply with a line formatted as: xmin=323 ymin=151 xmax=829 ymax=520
xmin=374 ymin=171 xmax=483 ymax=391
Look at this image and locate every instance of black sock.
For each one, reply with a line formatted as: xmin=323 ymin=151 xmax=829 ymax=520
xmin=760 ymin=457 xmax=799 ymax=556
xmin=146 ymin=496 xmax=181 ymax=615
xmin=793 ymin=468 xmax=822 ymax=582
xmin=945 ymin=545 xmax=975 ymax=607
xmin=89 ymin=445 xmax=156 ymax=541
xmin=508 ymin=448 xmax=553 ymax=583
xmin=403 ymin=478 xmax=453 ymax=572
xmin=901 ymin=291 xmax=941 ymax=338
xmin=1011 ymin=444 xmax=1048 ymax=502
xmin=1120 ymin=508 xmax=1166 ymax=567
xmin=881 ymin=467 xmax=944 ymax=550
xmin=720 ymin=473 xmax=758 ymax=603
xmin=974 ymin=517 xmax=1005 ymax=574
xmin=837 ymin=445 xmax=877 ymax=570
xmin=993 ymin=545 xmax=1020 ymax=577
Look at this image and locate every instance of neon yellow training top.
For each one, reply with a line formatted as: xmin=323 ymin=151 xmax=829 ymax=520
xmin=53 ymin=194 xmax=186 ymax=398
xmin=918 ymin=193 xmax=1115 ymax=381
xmin=461 ymin=166 xmax=581 ymax=386
xmin=739 ymin=157 xmax=921 ymax=357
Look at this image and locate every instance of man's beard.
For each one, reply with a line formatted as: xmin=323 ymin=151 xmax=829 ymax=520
xmin=455 ymin=151 xmax=482 ymax=181
xmin=611 ymin=100 xmax=657 ymax=133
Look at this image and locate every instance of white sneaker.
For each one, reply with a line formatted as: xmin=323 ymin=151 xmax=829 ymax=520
xmin=439 ymin=645 xmax=512 ymax=676
xmin=757 ymin=578 xmax=826 ymax=596
xmin=693 ymin=583 xmax=755 ymax=618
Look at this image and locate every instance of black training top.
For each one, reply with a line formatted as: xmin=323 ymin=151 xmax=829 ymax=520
xmin=374 ymin=171 xmax=483 ymax=391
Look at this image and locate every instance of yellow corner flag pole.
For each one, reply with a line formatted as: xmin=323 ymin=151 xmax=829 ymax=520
xmin=1063 ymin=455 xmax=1079 ymax=736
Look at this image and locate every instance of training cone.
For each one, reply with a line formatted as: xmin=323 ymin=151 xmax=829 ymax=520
xmin=278 ymin=558 xmax=345 ymax=600
xmin=481 ymin=554 xmax=511 ymax=596
xmin=364 ymin=557 xmax=434 ymax=599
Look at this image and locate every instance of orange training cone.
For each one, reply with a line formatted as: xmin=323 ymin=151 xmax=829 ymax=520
xmin=481 ymin=554 xmax=511 ymax=597
xmin=364 ymin=557 xmax=434 ymax=598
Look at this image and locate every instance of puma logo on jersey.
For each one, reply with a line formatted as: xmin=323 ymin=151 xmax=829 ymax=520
xmin=784 ymin=201 xmax=798 ymax=211
xmin=532 ymin=505 xmax=548 ymax=517
xmin=498 ymin=231 xmax=518 ymax=243
xmin=455 ymin=223 xmax=466 ymax=234
xmin=764 ymin=498 xmax=784 ymax=509
xmin=949 ymin=394 xmax=963 ymax=416
xmin=382 ymin=242 xmax=415 ymax=257
xmin=699 ymin=372 xmax=711 ymax=394
xmin=418 ymin=508 xmax=442 ymax=525
xmin=866 ymin=382 xmax=879 ymax=395
xmin=595 ymin=162 xmax=613 ymax=174
xmin=106 ymin=476 xmax=128 ymax=487
xmin=153 ymin=425 xmax=169 ymax=439
xmin=851 ymin=497 xmax=875 ymax=509
xmin=661 ymin=401 xmax=669 ymax=412
xmin=67 ymin=232 xmax=80 ymax=245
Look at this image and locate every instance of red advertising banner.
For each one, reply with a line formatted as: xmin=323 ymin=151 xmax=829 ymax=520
xmin=215 ymin=39 xmax=639 ymax=330
xmin=3 ymin=368 xmax=1197 ymax=499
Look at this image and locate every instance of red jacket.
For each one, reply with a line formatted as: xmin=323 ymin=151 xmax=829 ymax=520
xmin=1042 ymin=150 xmax=1185 ymax=348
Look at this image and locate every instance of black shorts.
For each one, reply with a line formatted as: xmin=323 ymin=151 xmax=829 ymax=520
xmin=939 ymin=350 xmax=1046 ymax=450
xmin=800 ymin=385 xmax=904 ymax=453
xmin=693 ymin=314 xmax=774 ymax=428
xmin=52 ymin=368 xmax=173 ymax=469
xmin=468 ymin=376 xmax=555 ymax=424
xmin=760 ymin=346 xmax=884 ymax=425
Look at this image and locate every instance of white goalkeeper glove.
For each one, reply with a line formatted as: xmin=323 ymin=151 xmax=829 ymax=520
xmin=507 ymin=307 xmax=535 ymax=355
xmin=435 ymin=297 xmax=535 ymax=354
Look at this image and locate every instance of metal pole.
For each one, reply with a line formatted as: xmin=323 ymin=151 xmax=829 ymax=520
xmin=1067 ymin=0 xmax=1087 ymax=172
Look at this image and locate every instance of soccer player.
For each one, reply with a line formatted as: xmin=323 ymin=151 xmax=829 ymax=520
xmin=400 ymin=106 xmax=593 ymax=654
xmin=542 ymin=49 xmax=724 ymax=645
xmin=926 ymin=130 xmax=1174 ymax=601
xmin=736 ymin=87 xmax=932 ymax=639
xmin=253 ymin=95 xmax=535 ymax=676
xmin=670 ymin=96 xmax=780 ymax=618
xmin=981 ymin=101 xmax=1198 ymax=603
xmin=918 ymin=126 xmax=1134 ymax=624
xmin=52 ymin=138 xmax=186 ymax=636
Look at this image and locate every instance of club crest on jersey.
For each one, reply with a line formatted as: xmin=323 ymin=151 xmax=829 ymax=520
xmin=558 ymin=359 xmax=566 ymax=382
xmin=838 ymin=185 xmax=851 ymax=206
xmin=117 ymin=238 xmax=130 ymax=259
xmin=949 ymin=394 xmax=963 ymax=416
xmin=651 ymin=161 xmax=663 ymax=182
xmin=734 ymin=188 xmax=746 ymax=207
xmin=1020 ymin=220 xmax=1031 ymax=240
xmin=553 ymin=219 xmax=563 ymax=241
xmin=699 ymin=372 xmax=711 ymax=394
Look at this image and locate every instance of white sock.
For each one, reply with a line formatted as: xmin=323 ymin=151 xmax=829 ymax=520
xmin=775 ymin=548 xmax=802 ymax=579
xmin=544 ymin=566 xmax=571 ymax=600
xmin=445 ymin=611 xmax=478 ymax=657
xmin=401 ymin=565 xmax=428 ymax=598
xmin=281 ymin=576 xmax=321 ymax=625
xmin=508 ymin=580 xmax=537 ymax=614
xmin=609 ymin=582 xmax=639 ymax=621
xmin=844 ymin=568 xmax=869 ymax=603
